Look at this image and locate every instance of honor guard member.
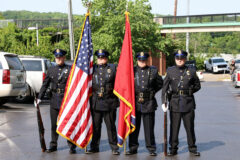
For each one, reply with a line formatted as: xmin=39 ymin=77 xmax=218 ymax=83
xmin=126 ymin=52 xmax=163 ymax=156
xmin=161 ymin=50 xmax=201 ymax=156
xmin=37 ymin=49 xmax=76 ymax=154
xmin=86 ymin=49 xmax=120 ymax=155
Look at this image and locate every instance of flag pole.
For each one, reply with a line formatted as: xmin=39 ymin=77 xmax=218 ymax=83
xmin=123 ymin=0 xmax=129 ymax=155
xmin=84 ymin=1 xmax=91 ymax=153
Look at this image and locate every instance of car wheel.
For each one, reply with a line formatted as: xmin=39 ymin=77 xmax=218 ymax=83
xmin=15 ymin=85 xmax=33 ymax=103
xmin=205 ymin=65 xmax=208 ymax=72
xmin=234 ymin=82 xmax=238 ymax=88
xmin=0 ymin=98 xmax=7 ymax=106
xmin=211 ymin=67 xmax=215 ymax=74
xmin=15 ymin=94 xmax=32 ymax=103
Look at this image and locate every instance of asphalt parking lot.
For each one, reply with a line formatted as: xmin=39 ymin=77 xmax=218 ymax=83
xmin=1 ymin=80 xmax=240 ymax=160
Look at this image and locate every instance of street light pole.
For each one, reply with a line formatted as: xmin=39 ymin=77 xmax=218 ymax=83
xmin=36 ymin=23 xmax=39 ymax=46
xmin=28 ymin=24 xmax=39 ymax=46
xmin=186 ymin=0 xmax=190 ymax=55
xmin=68 ymin=0 xmax=75 ymax=60
xmin=173 ymin=0 xmax=178 ymax=39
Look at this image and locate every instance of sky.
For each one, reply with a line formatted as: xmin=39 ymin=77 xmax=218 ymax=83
xmin=1 ymin=0 xmax=240 ymax=16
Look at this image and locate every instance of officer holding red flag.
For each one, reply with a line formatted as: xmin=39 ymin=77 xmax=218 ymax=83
xmin=126 ymin=52 xmax=163 ymax=156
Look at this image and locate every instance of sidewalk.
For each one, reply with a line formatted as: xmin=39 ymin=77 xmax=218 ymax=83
xmin=202 ymin=72 xmax=231 ymax=82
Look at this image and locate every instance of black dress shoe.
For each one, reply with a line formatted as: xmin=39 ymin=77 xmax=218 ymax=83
xmin=167 ymin=151 xmax=177 ymax=156
xmin=85 ymin=149 xmax=99 ymax=154
xmin=190 ymin=151 xmax=200 ymax=156
xmin=46 ymin=147 xmax=57 ymax=153
xmin=149 ymin=151 xmax=157 ymax=156
xmin=69 ymin=148 xmax=76 ymax=154
xmin=125 ymin=150 xmax=137 ymax=155
xmin=112 ymin=150 xmax=120 ymax=155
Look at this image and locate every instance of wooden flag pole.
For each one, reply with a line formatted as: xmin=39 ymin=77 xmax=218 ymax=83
xmin=124 ymin=140 xmax=126 ymax=154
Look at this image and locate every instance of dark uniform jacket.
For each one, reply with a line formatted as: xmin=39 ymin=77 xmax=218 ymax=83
xmin=91 ymin=63 xmax=119 ymax=111
xmin=134 ymin=65 xmax=163 ymax=113
xmin=38 ymin=63 xmax=71 ymax=109
xmin=161 ymin=65 xmax=201 ymax=112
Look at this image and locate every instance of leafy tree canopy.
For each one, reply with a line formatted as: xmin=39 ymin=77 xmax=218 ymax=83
xmin=81 ymin=0 xmax=177 ymax=63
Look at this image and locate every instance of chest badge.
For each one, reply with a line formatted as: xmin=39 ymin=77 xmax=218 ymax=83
xmin=64 ymin=69 xmax=68 ymax=74
xmin=107 ymin=68 xmax=111 ymax=73
xmin=187 ymin=70 xmax=190 ymax=76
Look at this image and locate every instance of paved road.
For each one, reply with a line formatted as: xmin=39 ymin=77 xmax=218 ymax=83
xmin=1 ymin=81 xmax=240 ymax=160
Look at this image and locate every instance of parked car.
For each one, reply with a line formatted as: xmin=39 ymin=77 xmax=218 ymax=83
xmin=0 ymin=52 xmax=27 ymax=105
xmin=15 ymin=55 xmax=52 ymax=102
xmin=185 ymin=60 xmax=204 ymax=81
xmin=231 ymin=68 xmax=240 ymax=88
xmin=204 ymin=57 xmax=229 ymax=73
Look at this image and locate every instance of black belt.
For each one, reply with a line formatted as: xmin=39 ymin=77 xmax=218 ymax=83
xmin=94 ymin=87 xmax=114 ymax=98
xmin=136 ymin=92 xmax=154 ymax=103
xmin=52 ymin=88 xmax=65 ymax=94
xmin=173 ymin=90 xmax=192 ymax=96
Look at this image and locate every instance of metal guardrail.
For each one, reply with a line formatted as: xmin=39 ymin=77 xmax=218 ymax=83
xmin=155 ymin=13 xmax=240 ymax=25
xmin=0 ymin=18 xmax=82 ymax=29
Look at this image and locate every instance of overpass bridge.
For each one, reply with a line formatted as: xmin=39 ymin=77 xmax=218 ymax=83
xmin=154 ymin=13 xmax=240 ymax=33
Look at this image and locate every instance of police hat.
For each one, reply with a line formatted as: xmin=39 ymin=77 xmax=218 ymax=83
xmin=174 ymin=50 xmax=188 ymax=58
xmin=53 ymin=49 xmax=67 ymax=58
xmin=136 ymin=52 xmax=149 ymax=61
xmin=95 ymin=49 xmax=109 ymax=58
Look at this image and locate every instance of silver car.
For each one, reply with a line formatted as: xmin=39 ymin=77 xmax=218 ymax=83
xmin=16 ymin=55 xmax=52 ymax=102
xmin=0 ymin=52 xmax=27 ymax=105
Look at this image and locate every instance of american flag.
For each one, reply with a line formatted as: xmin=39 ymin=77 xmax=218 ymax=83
xmin=57 ymin=13 xmax=93 ymax=149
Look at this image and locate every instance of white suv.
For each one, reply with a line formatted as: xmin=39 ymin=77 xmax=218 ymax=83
xmin=0 ymin=52 xmax=27 ymax=105
xmin=16 ymin=55 xmax=52 ymax=102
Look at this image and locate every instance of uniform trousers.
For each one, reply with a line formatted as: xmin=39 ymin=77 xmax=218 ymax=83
xmin=50 ymin=107 xmax=76 ymax=149
xmin=90 ymin=109 xmax=118 ymax=151
xmin=129 ymin=111 xmax=156 ymax=152
xmin=169 ymin=110 xmax=197 ymax=152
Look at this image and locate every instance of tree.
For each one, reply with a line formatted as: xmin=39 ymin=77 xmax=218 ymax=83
xmin=81 ymin=0 xmax=177 ymax=63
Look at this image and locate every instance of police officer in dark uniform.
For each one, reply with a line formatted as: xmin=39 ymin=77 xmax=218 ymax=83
xmin=126 ymin=52 xmax=163 ymax=156
xmin=161 ymin=50 xmax=201 ymax=156
xmin=86 ymin=49 xmax=120 ymax=155
xmin=37 ymin=49 xmax=76 ymax=154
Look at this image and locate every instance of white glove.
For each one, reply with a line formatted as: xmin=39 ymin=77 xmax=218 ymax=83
xmin=162 ymin=103 xmax=168 ymax=112
xmin=34 ymin=99 xmax=41 ymax=107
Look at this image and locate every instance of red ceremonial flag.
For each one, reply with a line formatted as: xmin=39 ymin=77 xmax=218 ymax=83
xmin=56 ymin=13 xmax=93 ymax=149
xmin=113 ymin=11 xmax=135 ymax=147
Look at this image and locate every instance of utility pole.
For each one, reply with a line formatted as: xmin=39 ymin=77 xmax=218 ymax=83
xmin=173 ymin=0 xmax=178 ymax=39
xmin=36 ymin=23 xmax=39 ymax=46
xmin=68 ymin=0 xmax=75 ymax=60
xmin=186 ymin=0 xmax=190 ymax=56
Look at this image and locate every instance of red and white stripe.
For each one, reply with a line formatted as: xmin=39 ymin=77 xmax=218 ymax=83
xmin=57 ymin=56 xmax=93 ymax=148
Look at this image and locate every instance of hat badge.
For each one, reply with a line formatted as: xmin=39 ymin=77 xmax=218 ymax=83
xmin=99 ymin=49 xmax=103 ymax=53
xmin=140 ymin=52 xmax=144 ymax=56
xmin=56 ymin=49 xmax=60 ymax=53
xmin=178 ymin=50 xmax=182 ymax=54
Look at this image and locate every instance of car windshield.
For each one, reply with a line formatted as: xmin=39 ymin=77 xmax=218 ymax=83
xmin=212 ymin=59 xmax=225 ymax=63
xmin=21 ymin=60 xmax=42 ymax=71
xmin=235 ymin=60 xmax=240 ymax=63
xmin=5 ymin=55 xmax=24 ymax=70
xmin=0 ymin=61 xmax=2 ymax=69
